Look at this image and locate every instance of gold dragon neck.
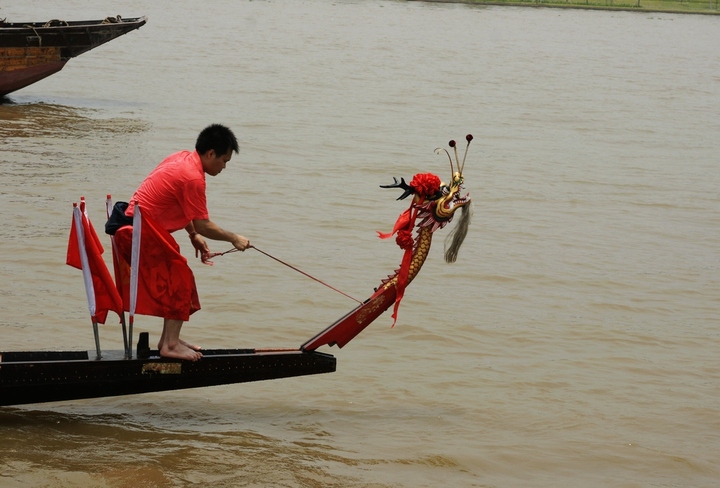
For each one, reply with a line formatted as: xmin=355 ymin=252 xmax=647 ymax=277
xmin=379 ymin=226 xmax=433 ymax=291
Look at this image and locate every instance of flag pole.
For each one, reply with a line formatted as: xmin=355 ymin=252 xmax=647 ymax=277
xmin=107 ymin=195 xmax=130 ymax=359
xmin=75 ymin=201 xmax=103 ymax=360
xmin=128 ymin=201 xmax=142 ymax=360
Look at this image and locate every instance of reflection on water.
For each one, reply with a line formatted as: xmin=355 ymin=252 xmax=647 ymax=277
xmin=0 ymin=405 xmax=393 ymax=487
xmin=0 ymin=101 xmax=149 ymax=140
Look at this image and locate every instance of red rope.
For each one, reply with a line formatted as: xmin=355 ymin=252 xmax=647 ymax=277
xmin=208 ymin=245 xmax=363 ymax=304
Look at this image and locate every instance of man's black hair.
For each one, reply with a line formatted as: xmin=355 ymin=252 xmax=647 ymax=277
xmin=195 ymin=124 xmax=239 ymax=156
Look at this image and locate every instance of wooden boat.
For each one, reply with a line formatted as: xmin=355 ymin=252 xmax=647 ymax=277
xmin=0 ymin=16 xmax=146 ymax=96
xmin=0 ymin=136 xmax=473 ymax=407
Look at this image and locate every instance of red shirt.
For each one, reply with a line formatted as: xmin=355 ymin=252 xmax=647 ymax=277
xmin=126 ymin=150 xmax=209 ymax=233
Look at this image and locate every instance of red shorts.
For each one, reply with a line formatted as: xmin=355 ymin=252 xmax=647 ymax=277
xmin=114 ymin=216 xmax=200 ymax=321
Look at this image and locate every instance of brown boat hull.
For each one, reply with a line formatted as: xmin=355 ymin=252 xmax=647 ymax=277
xmin=0 ymin=49 xmax=66 ymax=96
xmin=0 ymin=16 xmax=146 ymax=96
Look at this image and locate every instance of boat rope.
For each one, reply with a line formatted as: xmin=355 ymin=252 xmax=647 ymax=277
xmin=24 ymin=25 xmax=42 ymax=46
xmin=102 ymin=15 xmax=123 ymax=24
xmin=209 ymin=245 xmax=363 ymax=304
xmin=43 ymin=19 xmax=69 ymax=27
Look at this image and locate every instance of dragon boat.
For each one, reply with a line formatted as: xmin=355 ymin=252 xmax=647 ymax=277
xmin=0 ymin=16 xmax=146 ymax=97
xmin=0 ymin=136 xmax=473 ymax=407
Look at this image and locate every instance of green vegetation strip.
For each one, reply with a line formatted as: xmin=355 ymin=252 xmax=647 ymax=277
xmin=414 ymin=0 xmax=720 ymax=14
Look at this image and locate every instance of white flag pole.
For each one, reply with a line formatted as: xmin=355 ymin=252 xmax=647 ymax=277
xmin=106 ymin=195 xmax=130 ymax=359
xmin=128 ymin=201 xmax=142 ymax=358
xmin=75 ymin=201 xmax=102 ymax=360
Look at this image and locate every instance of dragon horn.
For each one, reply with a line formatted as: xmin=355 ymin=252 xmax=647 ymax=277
xmin=380 ymin=177 xmax=415 ymax=200
xmin=460 ymin=134 xmax=473 ymax=174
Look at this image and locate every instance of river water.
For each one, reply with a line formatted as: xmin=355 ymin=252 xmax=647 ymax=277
xmin=1 ymin=0 xmax=719 ymax=486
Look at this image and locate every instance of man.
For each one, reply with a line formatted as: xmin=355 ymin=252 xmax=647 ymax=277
xmin=116 ymin=124 xmax=250 ymax=361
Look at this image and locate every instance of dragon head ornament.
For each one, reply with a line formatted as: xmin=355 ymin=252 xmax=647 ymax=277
xmin=380 ymin=134 xmax=473 ymax=264
xmin=375 ymin=135 xmax=474 ymax=326
xmin=302 ymin=135 xmax=476 ymax=345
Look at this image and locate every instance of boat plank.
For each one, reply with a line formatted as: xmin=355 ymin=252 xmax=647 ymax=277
xmin=0 ymin=47 xmax=62 ymax=70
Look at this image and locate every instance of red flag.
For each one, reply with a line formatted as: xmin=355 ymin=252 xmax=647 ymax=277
xmin=67 ymin=204 xmax=124 ymax=324
xmin=113 ymin=208 xmax=200 ymax=321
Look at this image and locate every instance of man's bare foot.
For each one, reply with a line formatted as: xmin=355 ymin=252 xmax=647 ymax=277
xmin=180 ymin=339 xmax=202 ymax=351
xmin=157 ymin=339 xmax=201 ymax=352
xmin=159 ymin=342 xmax=202 ymax=361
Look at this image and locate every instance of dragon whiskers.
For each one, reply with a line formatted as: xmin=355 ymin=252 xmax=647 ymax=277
xmin=444 ymin=201 xmax=472 ymax=263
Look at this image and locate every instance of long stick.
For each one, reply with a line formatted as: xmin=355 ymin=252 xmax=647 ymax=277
xmin=107 ymin=195 xmax=130 ymax=359
xmin=212 ymin=245 xmax=363 ymax=304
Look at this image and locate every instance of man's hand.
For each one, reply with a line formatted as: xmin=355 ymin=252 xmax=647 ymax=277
xmin=190 ymin=233 xmax=215 ymax=265
xmin=231 ymin=234 xmax=250 ymax=251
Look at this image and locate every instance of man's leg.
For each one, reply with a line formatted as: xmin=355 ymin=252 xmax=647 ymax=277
xmin=158 ymin=325 xmax=201 ymax=352
xmin=158 ymin=319 xmax=202 ymax=361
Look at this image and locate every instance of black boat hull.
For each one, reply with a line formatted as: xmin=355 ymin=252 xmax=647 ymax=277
xmin=0 ymin=348 xmax=336 ymax=407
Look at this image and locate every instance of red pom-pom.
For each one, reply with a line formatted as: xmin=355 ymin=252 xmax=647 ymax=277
xmin=410 ymin=172 xmax=441 ymax=199
xmin=449 ymin=140 xmax=456 ymax=148
xmin=466 ymin=134 xmax=473 ymax=142
xmin=396 ymin=229 xmax=414 ymax=250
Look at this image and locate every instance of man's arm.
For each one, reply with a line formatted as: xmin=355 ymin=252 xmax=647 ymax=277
xmin=190 ymin=219 xmax=250 ymax=251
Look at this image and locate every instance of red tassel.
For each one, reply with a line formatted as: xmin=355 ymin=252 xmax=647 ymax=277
xmin=377 ymin=208 xmax=411 ymax=240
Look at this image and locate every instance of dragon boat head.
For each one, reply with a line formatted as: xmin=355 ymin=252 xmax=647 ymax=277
xmin=430 ymin=134 xmax=473 ymax=222
xmin=429 ymin=170 xmax=470 ymax=223
xmin=380 ymin=134 xmax=474 ymax=264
